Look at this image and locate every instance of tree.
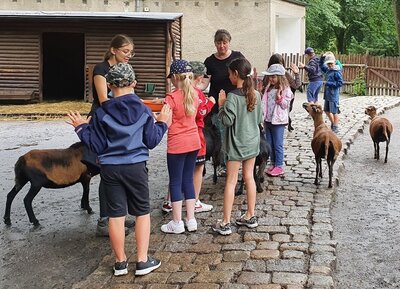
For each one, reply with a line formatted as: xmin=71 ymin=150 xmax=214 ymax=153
xmin=305 ymin=0 xmax=343 ymax=53
xmin=393 ymin=0 xmax=400 ymax=54
xmin=305 ymin=0 xmax=398 ymax=55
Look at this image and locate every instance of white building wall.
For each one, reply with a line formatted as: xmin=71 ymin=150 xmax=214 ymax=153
xmin=0 ymin=0 xmax=305 ymax=72
xmin=276 ymin=18 xmax=302 ymax=54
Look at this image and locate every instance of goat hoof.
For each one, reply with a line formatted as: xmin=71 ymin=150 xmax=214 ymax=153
xmin=235 ymin=190 xmax=243 ymax=196
xmin=4 ymin=218 xmax=11 ymax=226
xmin=32 ymin=220 xmax=40 ymax=227
xmin=87 ymin=207 xmax=94 ymax=215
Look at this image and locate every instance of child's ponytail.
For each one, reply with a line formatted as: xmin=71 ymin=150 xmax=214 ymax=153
xmin=243 ymin=74 xmax=256 ymax=112
xmin=179 ymin=72 xmax=196 ymax=116
xmin=228 ymin=58 xmax=256 ymax=112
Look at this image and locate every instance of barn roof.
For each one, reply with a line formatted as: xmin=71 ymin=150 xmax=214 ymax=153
xmin=0 ymin=10 xmax=183 ymax=21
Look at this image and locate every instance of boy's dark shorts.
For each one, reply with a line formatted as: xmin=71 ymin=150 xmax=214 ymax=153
xmin=196 ymin=155 xmax=206 ymax=166
xmin=100 ymin=162 xmax=150 ymax=217
xmin=324 ymin=100 xmax=340 ymax=114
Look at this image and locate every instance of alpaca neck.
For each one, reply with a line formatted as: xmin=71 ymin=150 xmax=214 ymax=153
xmin=313 ymin=114 xmax=325 ymax=128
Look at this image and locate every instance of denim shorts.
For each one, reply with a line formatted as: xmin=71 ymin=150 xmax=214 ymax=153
xmin=324 ymin=100 xmax=340 ymax=114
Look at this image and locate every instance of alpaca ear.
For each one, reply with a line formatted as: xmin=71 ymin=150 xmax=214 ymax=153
xmin=311 ymin=104 xmax=318 ymax=112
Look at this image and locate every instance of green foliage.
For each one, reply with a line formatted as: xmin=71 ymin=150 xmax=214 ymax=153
xmin=305 ymin=0 xmax=398 ymax=56
xmin=351 ymin=69 xmax=366 ymax=96
xmin=305 ymin=0 xmax=343 ymax=52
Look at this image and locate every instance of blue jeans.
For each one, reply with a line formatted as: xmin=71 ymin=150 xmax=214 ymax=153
xmin=264 ymin=122 xmax=285 ymax=167
xmin=167 ymin=150 xmax=198 ymax=202
xmin=307 ymin=81 xmax=323 ymax=102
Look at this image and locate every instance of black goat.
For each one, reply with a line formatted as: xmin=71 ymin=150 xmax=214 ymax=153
xmin=236 ymin=125 xmax=270 ymax=195
xmin=4 ymin=142 xmax=96 ymax=227
xmin=203 ymin=116 xmax=222 ymax=184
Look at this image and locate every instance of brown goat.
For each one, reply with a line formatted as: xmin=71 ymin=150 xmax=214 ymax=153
xmin=303 ymin=103 xmax=342 ymax=188
xmin=4 ymin=142 xmax=96 ymax=227
xmin=365 ymin=105 xmax=393 ymax=163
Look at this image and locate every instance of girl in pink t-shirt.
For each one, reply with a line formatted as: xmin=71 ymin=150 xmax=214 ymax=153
xmin=161 ymin=60 xmax=201 ymax=234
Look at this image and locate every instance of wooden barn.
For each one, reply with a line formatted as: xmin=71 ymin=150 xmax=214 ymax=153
xmin=0 ymin=10 xmax=182 ymax=102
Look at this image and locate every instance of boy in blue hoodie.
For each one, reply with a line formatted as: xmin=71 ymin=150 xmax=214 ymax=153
xmin=319 ymin=53 xmax=343 ymax=133
xmin=67 ymin=63 xmax=171 ymax=277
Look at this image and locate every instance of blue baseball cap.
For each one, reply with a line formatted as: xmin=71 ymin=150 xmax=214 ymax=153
xmin=304 ymin=47 xmax=314 ymax=55
xmin=167 ymin=59 xmax=193 ymax=78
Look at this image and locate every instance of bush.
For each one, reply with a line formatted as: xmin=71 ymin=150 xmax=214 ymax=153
xmin=351 ymin=69 xmax=366 ymax=96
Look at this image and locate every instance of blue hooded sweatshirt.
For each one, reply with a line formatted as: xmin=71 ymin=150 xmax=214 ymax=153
xmin=319 ymin=57 xmax=343 ymax=102
xmin=75 ymin=93 xmax=167 ymax=165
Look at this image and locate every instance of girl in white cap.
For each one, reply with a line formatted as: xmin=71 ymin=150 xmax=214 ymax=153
xmin=261 ymin=64 xmax=293 ymax=177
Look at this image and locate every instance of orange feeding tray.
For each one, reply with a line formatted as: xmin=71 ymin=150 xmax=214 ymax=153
xmin=142 ymin=99 xmax=164 ymax=112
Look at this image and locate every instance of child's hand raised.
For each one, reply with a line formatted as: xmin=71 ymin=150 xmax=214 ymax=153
xmin=156 ymin=103 xmax=172 ymax=126
xmin=208 ymin=96 xmax=216 ymax=104
xmin=66 ymin=111 xmax=90 ymax=128
xmin=218 ymin=89 xmax=226 ymax=107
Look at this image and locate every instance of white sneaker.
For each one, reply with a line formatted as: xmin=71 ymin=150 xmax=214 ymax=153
xmin=185 ymin=218 xmax=198 ymax=232
xmin=195 ymin=200 xmax=213 ymax=213
xmin=161 ymin=220 xmax=185 ymax=234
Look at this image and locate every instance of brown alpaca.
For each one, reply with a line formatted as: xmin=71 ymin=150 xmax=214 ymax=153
xmin=303 ymin=103 xmax=342 ymax=188
xmin=365 ymin=105 xmax=393 ymax=163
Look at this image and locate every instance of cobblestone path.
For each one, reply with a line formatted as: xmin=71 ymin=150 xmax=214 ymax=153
xmin=73 ymin=96 xmax=400 ymax=289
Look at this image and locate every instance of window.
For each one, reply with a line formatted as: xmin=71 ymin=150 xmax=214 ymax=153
xmin=60 ymin=0 xmax=65 ymax=3
xmin=104 ymin=0 xmax=109 ymax=5
xmin=82 ymin=0 xmax=87 ymax=4
xmin=214 ymin=2 xmax=219 ymax=6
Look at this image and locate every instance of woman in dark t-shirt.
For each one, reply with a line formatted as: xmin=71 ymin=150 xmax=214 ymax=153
xmin=89 ymin=34 xmax=135 ymax=116
xmin=204 ymin=29 xmax=244 ymax=174
xmin=84 ymin=34 xmax=135 ymax=237
xmin=204 ymin=29 xmax=244 ymax=114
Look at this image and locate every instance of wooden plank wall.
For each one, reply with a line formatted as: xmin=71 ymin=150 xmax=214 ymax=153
xmin=0 ymin=18 xmax=182 ymax=102
xmin=0 ymin=33 xmax=40 ymax=100
xmin=282 ymin=53 xmax=400 ymax=96
xmin=85 ymin=22 xmax=170 ymax=100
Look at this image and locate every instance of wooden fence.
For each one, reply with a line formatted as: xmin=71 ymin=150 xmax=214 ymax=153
xmin=281 ymin=53 xmax=400 ymax=96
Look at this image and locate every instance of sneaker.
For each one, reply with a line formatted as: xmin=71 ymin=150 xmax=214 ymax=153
xmin=267 ymin=166 xmax=284 ymax=177
xmin=236 ymin=214 xmax=258 ymax=228
xmin=161 ymin=220 xmax=185 ymax=234
xmin=96 ymin=218 xmax=130 ymax=237
xmin=332 ymin=125 xmax=339 ymax=134
xmin=264 ymin=166 xmax=275 ymax=175
xmin=113 ymin=260 xmax=128 ymax=276
xmin=194 ymin=200 xmax=213 ymax=213
xmin=161 ymin=200 xmax=172 ymax=213
xmin=217 ymin=167 xmax=227 ymax=177
xmin=185 ymin=218 xmax=198 ymax=232
xmin=212 ymin=221 xmax=232 ymax=236
xmin=125 ymin=218 xmax=135 ymax=228
xmin=135 ymin=256 xmax=161 ymax=276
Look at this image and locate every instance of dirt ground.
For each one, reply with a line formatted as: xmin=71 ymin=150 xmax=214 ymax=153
xmin=332 ymin=106 xmax=400 ymax=289
xmin=0 ymin=120 xmax=169 ymax=289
